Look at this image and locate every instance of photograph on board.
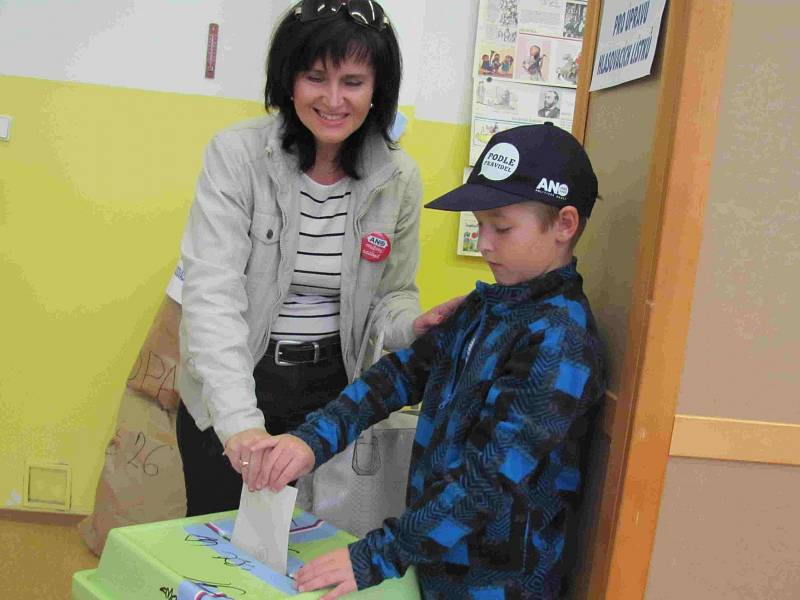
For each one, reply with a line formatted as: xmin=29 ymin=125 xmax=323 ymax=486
xmin=469 ymin=117 xmax=529 ymax=165
xmin=479 ymin=0 xmax=520 ymax=45
xmin=549 ymin=37 xmax=583 ymax=85
xmin=476 ymin=43 xmax=516 ymax=78
xmin=563 ymin=1 xmax=588 ymax=39
xmin=474 ymin=76 xmax=542 ymax=119
xmin=518 ymin=0 xmax=564 ymax=37
xmin=516 ymin=33 xmax=551 ymax=81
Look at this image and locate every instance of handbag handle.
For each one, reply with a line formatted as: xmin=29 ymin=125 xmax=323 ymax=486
xmin=351 ymin=325 xmax=386 ymax=476
xmin=352 ymin=433 xmax=381 ymax=475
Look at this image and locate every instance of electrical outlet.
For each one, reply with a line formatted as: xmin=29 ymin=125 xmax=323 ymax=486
xmin=0 ymin=115 xmax=11 ymax=141
xmin=24 ymin=462 xmax=71 ymax=511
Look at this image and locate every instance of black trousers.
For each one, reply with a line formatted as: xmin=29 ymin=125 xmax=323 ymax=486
xmin=176 ymin=350 xmax=349 ymax=517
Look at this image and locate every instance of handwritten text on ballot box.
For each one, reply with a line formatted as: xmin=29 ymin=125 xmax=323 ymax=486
xmin=73 ymin=508 xmax=420 ymax=599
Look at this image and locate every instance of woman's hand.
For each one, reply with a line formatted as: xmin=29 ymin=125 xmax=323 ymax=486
xmin=412 ymin=294 xmax=466 ymax=338
xmin=249 ymin=434 xmax=315 ymax=491
xmin=293 ymin=548 xmax=357 ymax=600
xmin=223 ymin=428 xmax=270 ymax=490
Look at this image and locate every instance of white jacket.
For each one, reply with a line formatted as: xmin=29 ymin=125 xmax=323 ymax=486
xmin=178 ymin=115 xmax=422 ymax=444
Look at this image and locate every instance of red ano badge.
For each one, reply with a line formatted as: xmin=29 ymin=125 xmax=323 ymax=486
xmin=360 ymin=232 xmax=392 ymax=262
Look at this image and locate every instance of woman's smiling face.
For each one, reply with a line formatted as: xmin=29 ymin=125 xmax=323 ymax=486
xmin=292 ymin=54 xmax=376 ymax=153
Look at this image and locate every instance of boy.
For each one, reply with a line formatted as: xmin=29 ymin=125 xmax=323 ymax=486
xmin=252 ymin=123 xmax=606 ymax=599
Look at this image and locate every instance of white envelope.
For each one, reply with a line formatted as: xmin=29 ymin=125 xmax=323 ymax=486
xmin=231 ymin=484 xmax=299 ymax=575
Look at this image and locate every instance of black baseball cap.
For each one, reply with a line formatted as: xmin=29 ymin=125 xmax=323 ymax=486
xmin=425 ymin=123 xmax=598 ymax=217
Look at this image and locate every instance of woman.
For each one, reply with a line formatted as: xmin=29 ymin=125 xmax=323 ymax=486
xmin=176 ymin=0 xmax=460 ymax=516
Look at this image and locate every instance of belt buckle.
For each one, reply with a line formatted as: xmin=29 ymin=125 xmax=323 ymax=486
xmin=274 ymin=340 xmax=320 ymax=366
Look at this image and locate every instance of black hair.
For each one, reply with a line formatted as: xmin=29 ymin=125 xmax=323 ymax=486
xmin=264 ymin=5 xmax=402 ymax=179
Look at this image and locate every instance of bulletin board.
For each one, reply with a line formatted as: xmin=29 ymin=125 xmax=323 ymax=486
xmin=469 ymin=0 xmax=588 ymax=165
xmin=458 ymin=0 xmax=589 ymax=257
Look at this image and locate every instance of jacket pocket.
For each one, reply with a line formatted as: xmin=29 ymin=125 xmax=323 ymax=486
xmin=247 ymin=211 xmax=282 ymax=276
xmin=250 ymin=210 xmax=281 ymax=245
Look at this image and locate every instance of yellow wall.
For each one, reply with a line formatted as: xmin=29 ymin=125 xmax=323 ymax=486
xmin=0 ymin=75 xmax=488 ymax=513
xmin=403 ymin=117 xmax=492 ymax=307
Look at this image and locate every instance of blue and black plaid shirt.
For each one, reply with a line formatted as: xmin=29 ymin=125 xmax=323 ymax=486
xmin=295 ymin=260 xmax=606 ymax=599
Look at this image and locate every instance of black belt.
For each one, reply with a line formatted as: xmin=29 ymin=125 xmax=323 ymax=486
xmin=265 ymin=336 xmax=341 ymax=366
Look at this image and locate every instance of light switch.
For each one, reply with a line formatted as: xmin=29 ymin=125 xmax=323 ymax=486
xmin=0 ymin=115 xmax=12 ymax=141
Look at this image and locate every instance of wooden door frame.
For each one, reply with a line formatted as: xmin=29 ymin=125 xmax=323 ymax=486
xmin=572 ymin=1 xmax=734 ymax=598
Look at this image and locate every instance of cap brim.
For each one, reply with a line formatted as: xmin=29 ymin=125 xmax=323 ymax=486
xmin=424 ymin=182 xmax=531 ymax=212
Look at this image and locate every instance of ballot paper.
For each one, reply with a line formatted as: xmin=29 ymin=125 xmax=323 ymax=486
xmin=231 ymin=484 xmax=299 ymax=575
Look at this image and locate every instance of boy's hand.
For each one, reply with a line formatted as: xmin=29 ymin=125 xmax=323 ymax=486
xmin=412 ymin=294 xmax=466 ymax=337
xmin=294 ymin=548 xmax=357 ymax=600
xmin=249 ymin=434 xmax=315 ymax=491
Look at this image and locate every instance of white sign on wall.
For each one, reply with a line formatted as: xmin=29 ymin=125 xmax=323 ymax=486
xmin=589 ymin=0 xmax=666 ymax=92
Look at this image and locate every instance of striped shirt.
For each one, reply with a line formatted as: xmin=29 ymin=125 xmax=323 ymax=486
xmin=271 ymin=174 xmax=351 ymax=342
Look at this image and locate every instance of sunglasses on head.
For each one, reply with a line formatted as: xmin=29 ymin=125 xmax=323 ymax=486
xmin=294 ymin=0 xmax=389 ymax=31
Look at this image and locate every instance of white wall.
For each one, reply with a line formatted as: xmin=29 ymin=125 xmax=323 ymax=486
xmin=413 ymin=0 xmax=478 ymax=124
xmin=0 ymin=1 xmax=273 ymax=100
xmin=0 ymin=0 xmax=475 ymax=122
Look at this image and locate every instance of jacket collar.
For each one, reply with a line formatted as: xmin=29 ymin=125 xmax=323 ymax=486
xmin=474 ymin=258 xmax=581 ymax=307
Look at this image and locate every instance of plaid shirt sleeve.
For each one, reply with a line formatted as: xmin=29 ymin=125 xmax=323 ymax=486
xmin=292 ymin=329 xmax=440 ymax=470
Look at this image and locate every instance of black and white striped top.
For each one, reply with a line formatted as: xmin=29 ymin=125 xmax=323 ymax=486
xmin=271 ymin=174 xmax=351 ymax=341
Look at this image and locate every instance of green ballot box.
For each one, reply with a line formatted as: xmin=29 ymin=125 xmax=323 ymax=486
xmin=73 ymin=509 xmax=420 ymax=599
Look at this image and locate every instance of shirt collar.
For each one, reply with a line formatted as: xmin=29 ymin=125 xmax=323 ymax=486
xmin=475 ymin=258 xmax=579 ymax=306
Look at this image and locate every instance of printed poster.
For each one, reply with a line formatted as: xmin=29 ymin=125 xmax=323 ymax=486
xmin=515 ymin=33 xmax=582 ymax=86
xmin=477 ymin=0 xmax=521 ymax=46
xmin=518 ymin=0 xmax=587 ymax=38
xmin=474 ymin=0 xmax=587 ymax=85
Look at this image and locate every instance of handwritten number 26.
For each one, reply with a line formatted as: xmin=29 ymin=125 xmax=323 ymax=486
xmin=126 ymin=432 xmax=169 ymax=476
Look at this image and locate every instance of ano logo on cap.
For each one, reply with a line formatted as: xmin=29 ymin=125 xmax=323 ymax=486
xmin=479 ymin=143 xmax=520 ymax=181
xmin=536 ymin=178 xmax=569 ymax=198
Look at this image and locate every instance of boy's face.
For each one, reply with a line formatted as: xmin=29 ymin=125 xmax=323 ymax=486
xmin=474 ymin=203 xmax=571 ymax=286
